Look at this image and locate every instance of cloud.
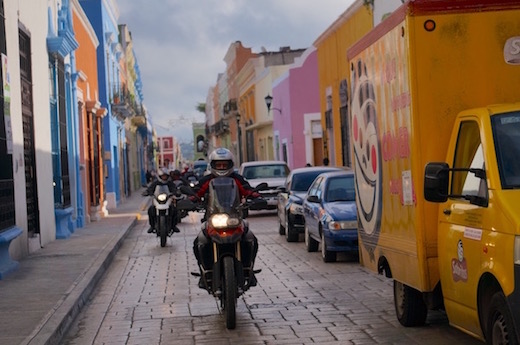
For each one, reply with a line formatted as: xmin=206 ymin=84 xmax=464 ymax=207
xmin=118 ymin=0 xmax=354 ymax=142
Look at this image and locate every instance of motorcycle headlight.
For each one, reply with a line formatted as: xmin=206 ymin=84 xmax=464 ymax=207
xmin=289 ymin=202 xmax=304 ymax=215
xmin=328 ymin=220 xmax=357 ymax=231
xmin=157 ymin=193 xmax=168 ymax=202
xmin=210 ymin=214 xmax=240 ymax=228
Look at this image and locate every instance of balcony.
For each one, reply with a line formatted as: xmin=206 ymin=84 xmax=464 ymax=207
xmin=110 ymin=86 xmax=136 ymax=121
xmin=209 ymin=119 xmax=229 ymax=136
xmin=130 ymin=104 xmax=147 ymax=128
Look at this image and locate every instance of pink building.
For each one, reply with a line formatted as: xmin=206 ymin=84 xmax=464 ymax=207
xmin=272 ymin=47 xmax=322 ymax=169
xmin=157 ymin=136 xmax=175 ymax=169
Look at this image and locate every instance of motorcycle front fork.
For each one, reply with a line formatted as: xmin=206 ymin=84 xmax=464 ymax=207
xmin=206 ymin=242 xmax=247 ymax=297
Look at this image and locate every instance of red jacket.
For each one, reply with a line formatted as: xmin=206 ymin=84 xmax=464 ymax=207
xmin=195 ymin=173 xmax=257 ymax=199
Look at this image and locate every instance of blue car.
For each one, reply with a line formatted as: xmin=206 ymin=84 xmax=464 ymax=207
xmin=277 ymin=166 xmax=342 ymax=242
xmin=302 ymin=170 xmax=358 ymax=262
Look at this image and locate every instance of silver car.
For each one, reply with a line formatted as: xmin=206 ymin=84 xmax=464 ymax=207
xmin=239 ymin=160 xmax=290 ymax=210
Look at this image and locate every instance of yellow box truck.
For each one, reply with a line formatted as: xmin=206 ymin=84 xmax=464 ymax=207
xmin=347 ymin=0 xmax=520 ymax=342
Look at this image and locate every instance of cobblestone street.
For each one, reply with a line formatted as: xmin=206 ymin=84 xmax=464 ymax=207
xmin=63 ymin=211 xmax=481 ymax=345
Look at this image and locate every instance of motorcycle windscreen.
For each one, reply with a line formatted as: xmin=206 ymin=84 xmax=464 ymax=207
xmin=207 ymin=177 xmax=240 ymax=215
xmin=153 ymin=184 xmax=170 ymax=196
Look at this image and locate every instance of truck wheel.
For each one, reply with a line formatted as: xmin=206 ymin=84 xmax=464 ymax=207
xmin=321 ymin=232 xmax=336 ymax=262
xmin=393 ymin=280 xmax=427 ymax=326
xmin=305 ymin=225 xmax=318 ymax=252
xmin=486 ymin=291 xmax=518 ymax=345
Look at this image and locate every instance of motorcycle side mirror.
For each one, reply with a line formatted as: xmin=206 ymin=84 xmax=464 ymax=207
xmin=180 ymin=185 xmax=195 ymax=195
xmin=177 ymin=199 xmax=197 ymax=211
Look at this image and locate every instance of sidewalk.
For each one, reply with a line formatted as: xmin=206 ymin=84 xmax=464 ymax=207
xmin=0 ymin=189 xmax=149 ymax=345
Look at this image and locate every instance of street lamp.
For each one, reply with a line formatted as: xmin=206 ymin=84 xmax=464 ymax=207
xmin=264 ymin=94 xmax=282 ymax=114
xmin=236 ymin=113 xmax=242 ymax=164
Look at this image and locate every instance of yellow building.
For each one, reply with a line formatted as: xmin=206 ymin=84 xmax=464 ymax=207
xmin=314 ymin=0 xmax=402 ymax=167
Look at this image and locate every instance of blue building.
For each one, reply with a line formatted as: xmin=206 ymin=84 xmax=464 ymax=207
xmin=47 ymin=0 xmax=83 ymax=239
xmin=80 ymin=0 xmax=128 ymax=208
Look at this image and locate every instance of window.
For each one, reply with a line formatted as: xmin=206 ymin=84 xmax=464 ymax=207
xmin=0 ymin=0 xmax=16 ymax=232
xmin=451 ymin=121 xmax=486 ymax=199
xmin=50 ymin=56 xmax=71 ymax=208
xmin=307 ymin=176 xmax=323 ymax=198
xmin=492 ymin=111 xmax=520 ymax=189
xmin=326 ymin=176 xmax=355 ymax=202
xmin=242 ymin=164 xmax=289 ymax=179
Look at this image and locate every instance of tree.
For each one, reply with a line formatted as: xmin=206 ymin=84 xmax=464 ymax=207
xmin=196 ymin=102 xmax=206 ymax=113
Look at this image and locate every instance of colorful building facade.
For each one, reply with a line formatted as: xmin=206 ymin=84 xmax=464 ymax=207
xmin=0 ymin=0 xmax=150 ymax=279
xmin=272 ymin=47 xmax=321 ymax=169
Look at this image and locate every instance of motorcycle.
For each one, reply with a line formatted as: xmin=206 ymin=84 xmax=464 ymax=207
xmin=171 ymin=181 xmax=189 ymax=222
xmin=143 ymin=184 xmax=176 ymax=247
xmin=186 ymin=175 xmax=199 ymax=188
xmin=178 ymin=178 xmax=267 ymax=329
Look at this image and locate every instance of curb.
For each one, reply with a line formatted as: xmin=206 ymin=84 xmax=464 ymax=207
xmin=23 ymin=216 xmax=138 ymax=345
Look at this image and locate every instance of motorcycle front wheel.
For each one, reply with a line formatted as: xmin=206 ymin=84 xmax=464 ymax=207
xmin=158 ymin=215 xmax=168 ymax=247
xmin=222 ymin=256 xmax=236 ymax=329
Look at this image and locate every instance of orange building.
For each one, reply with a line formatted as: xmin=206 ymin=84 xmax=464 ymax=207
xmin=73 ymin=2 xmax=107 ymax=222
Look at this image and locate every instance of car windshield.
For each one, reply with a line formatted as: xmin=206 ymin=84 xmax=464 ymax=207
xmin=326 ymin=176 xmax=355 ymax=202
xmin=492 ymin=111 xmax=520 ymax=189
xmin=242 ymin=164 xmax=289 ymax=179
xmin=292 ymin=171 xmax=330 ymax=192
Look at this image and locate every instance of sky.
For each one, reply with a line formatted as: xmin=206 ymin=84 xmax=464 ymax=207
xmin=118 ymin=0 xmax=356 ymax=143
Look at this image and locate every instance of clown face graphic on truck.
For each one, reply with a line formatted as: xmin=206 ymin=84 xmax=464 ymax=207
xmin=351 ymin=60 xmax=382 ymax=250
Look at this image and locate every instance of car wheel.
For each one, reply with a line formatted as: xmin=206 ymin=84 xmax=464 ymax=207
xmin=285 ymin=212 xmax=298 ymax=242
xmin=305 ymin=225 xmax=318 ymax=252
xmin=321 ymin=232 xmax=336 ymax=262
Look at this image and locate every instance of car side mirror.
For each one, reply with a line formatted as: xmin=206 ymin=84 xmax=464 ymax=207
xmin=307 ymin=195 xmax=320 ymax=203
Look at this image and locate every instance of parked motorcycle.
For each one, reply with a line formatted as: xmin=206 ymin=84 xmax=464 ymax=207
xmin=178 ymin=178 xmax=267 ymax=329
xmin=143 ymin=184 xmax=176 ymax=247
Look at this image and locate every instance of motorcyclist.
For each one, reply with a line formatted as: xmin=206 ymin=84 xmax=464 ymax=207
xmin=170 ymin=169 xmax=189 ymax=188
xmin=143 ymin=168 xmax=181 ymax=234
xmin=190 ymin=148 xmax=261 ymax=288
